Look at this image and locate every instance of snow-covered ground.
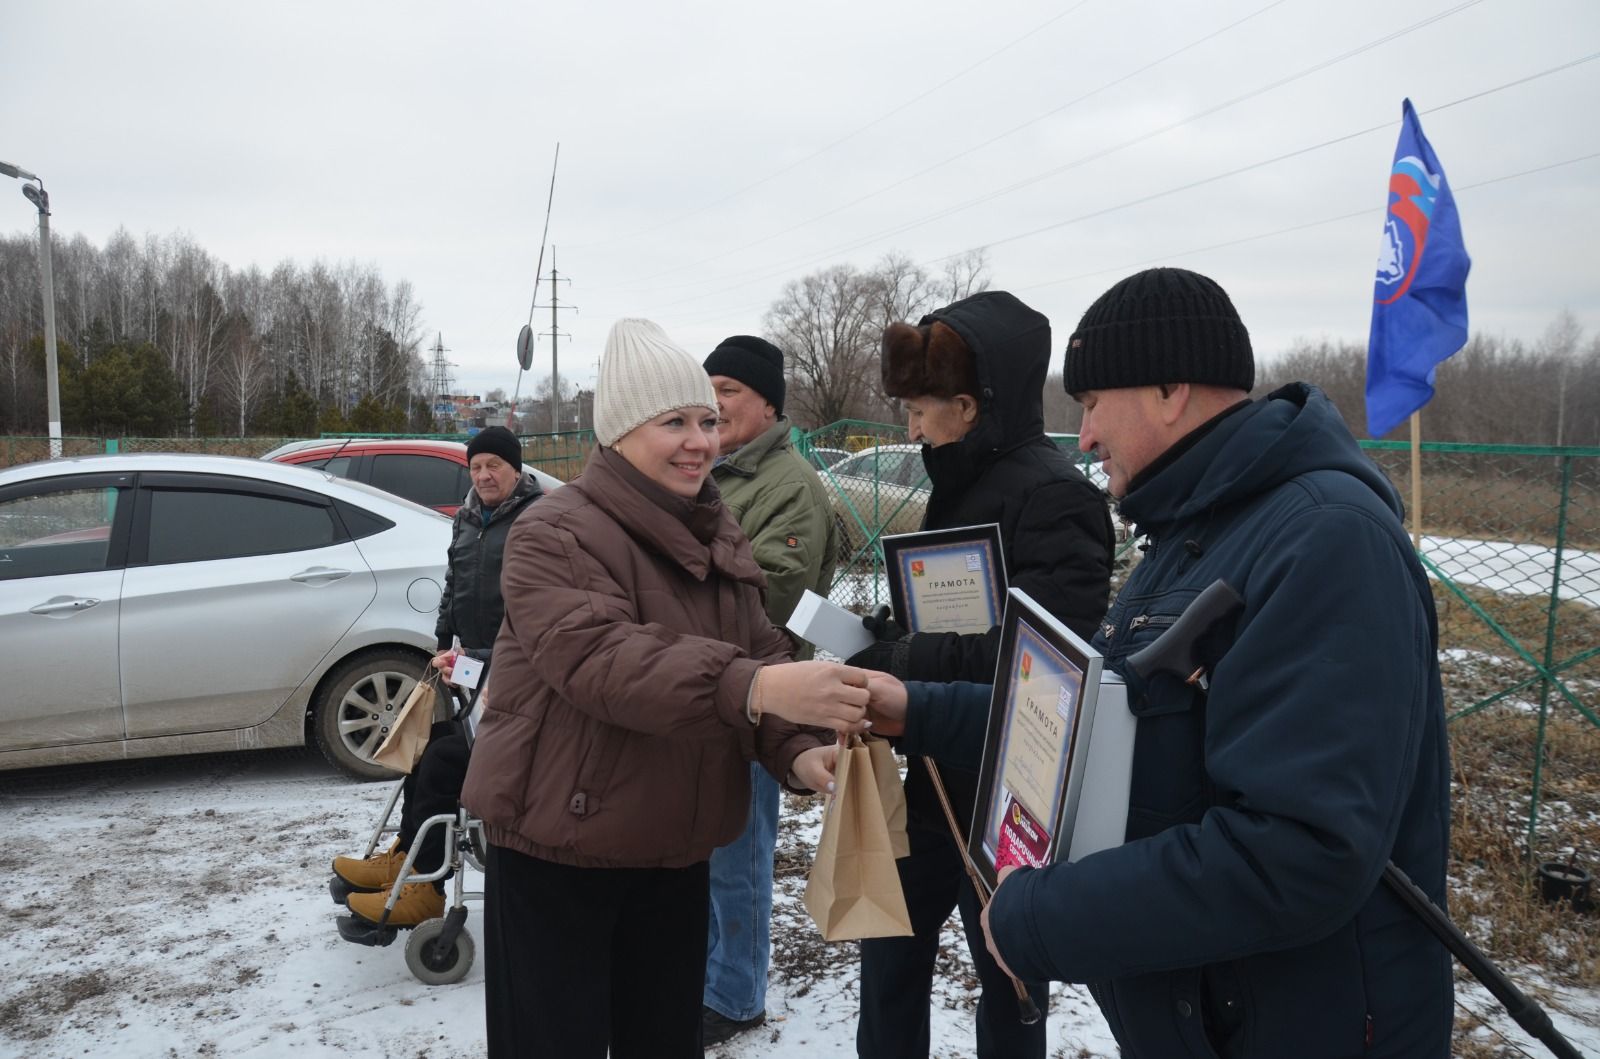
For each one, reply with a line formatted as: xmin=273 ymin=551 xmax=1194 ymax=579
xmin=2 ymin=750 xmax=1597 ymax=1059
xmin=1422 ymin=534 xmax=1600 ymax=603
xmin=0 ymin=750 xmax=1118 ymax=1059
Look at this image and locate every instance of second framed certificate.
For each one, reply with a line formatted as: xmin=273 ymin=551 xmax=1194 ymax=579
xmin=968 ymin=588 xmax=1111 ymax=892
xmin=881 ymin=523 xmax=1006 ymax=635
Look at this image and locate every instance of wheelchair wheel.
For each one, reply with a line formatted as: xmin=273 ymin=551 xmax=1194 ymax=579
xmin=405 ymin=917 xmax=475 ymax=985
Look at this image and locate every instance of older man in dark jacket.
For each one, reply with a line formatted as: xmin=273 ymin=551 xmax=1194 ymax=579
xmin=334 ymin=426 xmax=543 ymax=930
xmin=867 ymin=268 xmax=1452 ymax=1058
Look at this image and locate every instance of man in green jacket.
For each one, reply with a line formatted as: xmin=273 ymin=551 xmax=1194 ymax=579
xmin=701 ymin=335 xmax=838 ymax=1045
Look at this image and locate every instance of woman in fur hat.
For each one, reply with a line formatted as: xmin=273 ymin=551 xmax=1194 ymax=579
xmin=848 ymin=291 xmax=1115 ymax=1059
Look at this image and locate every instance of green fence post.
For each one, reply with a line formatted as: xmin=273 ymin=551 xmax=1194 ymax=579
xmin=1524 ymin=454 xmax=1576 ymax=855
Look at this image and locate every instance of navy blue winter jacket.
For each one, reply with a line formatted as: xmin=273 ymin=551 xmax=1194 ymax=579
xmin=899 ymin=384 xmax=1452 ymax=1058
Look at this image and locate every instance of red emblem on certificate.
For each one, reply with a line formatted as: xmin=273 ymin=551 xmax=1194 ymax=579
xmin=994 ymin=792 xmax=1051 ymax=871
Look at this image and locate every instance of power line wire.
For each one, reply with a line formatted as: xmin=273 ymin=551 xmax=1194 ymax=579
xmin=653 ymin=145 xmax=1600 ymax=331
xmin=1011 ymin=150 xmax=1600 ymax=294
xmin=566 ymin=1 xmax=1098 ymax=251
xmin=616 ymin=0 xmax=1295 ymax=287
xmin=928 ymin=51 xmax=1600 ymax=267
xmin=635 ymin=0 xmax=1492 ymax=311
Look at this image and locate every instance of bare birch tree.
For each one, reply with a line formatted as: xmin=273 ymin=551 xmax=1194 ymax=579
xmin=765 ymin=263 xmax=882 ymax=426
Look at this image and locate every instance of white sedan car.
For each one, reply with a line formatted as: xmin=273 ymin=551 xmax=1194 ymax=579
xmin=0 ymin=454 xmax=452 ymax=778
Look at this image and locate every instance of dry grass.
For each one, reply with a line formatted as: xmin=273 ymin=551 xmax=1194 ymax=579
xmin=1362 ymin=451 xmax=1600 ymax=551
xmin=1437 ymin=582 xmax=1600 ymax=655
xmin=1446 ymin=703 xmax=1600 ymax=977
xmin=1444 ymin=645 xmax=1600 ymax=1057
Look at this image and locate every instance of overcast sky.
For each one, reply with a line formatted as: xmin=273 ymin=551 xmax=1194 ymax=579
xmin=3 ymin=0 xmax=1596 ymax=406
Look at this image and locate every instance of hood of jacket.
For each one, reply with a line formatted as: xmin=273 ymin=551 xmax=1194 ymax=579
xmin=575 ymin=445 xmax=765 ymax=589
xmin=917 ymin=290 xmax=1052 ymax=493
xmin=1120 ymin=382 xmax=1402 ymax=537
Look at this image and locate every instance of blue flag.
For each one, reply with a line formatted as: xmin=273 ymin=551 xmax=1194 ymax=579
xmin=1365 ymin=98 xmax=1470 ymax=438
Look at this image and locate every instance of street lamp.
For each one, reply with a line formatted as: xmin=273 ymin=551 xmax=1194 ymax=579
xmin=0 ymin=160 xmax=62 ymax=458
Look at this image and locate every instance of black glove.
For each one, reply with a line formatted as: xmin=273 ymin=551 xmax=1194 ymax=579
xmin=846 ymin=606 xmax=912 ymax=677
xmin=862 ymin=604 xmax=907 ymax=644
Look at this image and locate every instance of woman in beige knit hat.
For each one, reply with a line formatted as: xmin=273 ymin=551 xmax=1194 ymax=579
xmin=461 ymin=318 xmax=870 ymax=1058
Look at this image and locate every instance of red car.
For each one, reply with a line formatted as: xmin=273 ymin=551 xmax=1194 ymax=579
xmin=265 ymin=439 xmax=563 ymax=516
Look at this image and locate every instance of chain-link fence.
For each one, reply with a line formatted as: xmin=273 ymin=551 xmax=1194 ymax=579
xmin=1361 ymin=441 xmax=1600 ymax=855
xmin=518 ymin=429 xmax=595 ymax=482
xmin=1 ymin=436 xmax=121 ymax=465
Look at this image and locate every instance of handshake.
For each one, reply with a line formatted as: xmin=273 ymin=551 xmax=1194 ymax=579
xmin=754 ymin=660 xmax=910 ymax=738
xmin=758 ymin=659 xmax=911 ymax=796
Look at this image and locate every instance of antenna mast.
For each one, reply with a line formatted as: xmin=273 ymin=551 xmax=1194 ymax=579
xmin=429 ymin=333 xmax=455 ymax=431
xmin=513 ymin=144 xmax=562 ymax=430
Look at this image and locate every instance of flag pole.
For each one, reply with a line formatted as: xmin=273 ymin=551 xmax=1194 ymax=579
xmin=1410 ymin=410 xmax=1423 ymax=551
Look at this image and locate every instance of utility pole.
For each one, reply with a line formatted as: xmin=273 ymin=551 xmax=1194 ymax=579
xmin=0 ymin=161 xmax=59 ymax=456
xmin=535 ymin=246 xmax=574 ymax=434
xmin=429 ymin=334 xmax=455 ymax=431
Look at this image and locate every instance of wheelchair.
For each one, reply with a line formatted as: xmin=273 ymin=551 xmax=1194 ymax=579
xmin=329 ymin=665 xmax=489 ymax=985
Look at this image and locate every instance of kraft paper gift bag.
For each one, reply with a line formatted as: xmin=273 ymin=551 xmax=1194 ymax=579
xmin=803 ymin=737 xmax=914 ymax=940
xmin=372 ymin=671 xmax=440 ymax=773
xmin=865 ymin=735 xmax=909 ymax=859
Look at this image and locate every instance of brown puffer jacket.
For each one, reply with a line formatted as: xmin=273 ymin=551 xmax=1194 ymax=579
xmin=461 ymin=445 xmax=828 ymax=869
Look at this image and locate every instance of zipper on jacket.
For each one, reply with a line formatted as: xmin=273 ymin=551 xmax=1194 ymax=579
xmin=1104 ymin=607 xmax=1177 ymax=646
xmin=1128 ymin=613 xmax=1178 ymax=634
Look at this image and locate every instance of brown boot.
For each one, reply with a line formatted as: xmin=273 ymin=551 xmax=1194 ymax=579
xmin=331 ymin=838 xmax=406 ymax=892
xmin=346 ymin=882 xmax=445 ymax=928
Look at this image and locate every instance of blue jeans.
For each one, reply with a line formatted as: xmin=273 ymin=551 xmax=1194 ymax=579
xmin=704 ymin=763 xmax=780 ymax=1020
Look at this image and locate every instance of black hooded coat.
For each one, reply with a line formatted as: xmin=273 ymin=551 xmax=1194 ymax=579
xmin=901 ymin=290 xmax=1115 ymax=831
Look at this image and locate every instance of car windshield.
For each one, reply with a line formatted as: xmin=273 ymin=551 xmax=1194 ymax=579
xmin=833 ymin=449 xmax=926 ymax=489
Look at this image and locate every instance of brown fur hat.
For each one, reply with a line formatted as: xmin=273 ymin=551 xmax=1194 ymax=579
xmin=881 ymin=320 xmax=979 ymax=400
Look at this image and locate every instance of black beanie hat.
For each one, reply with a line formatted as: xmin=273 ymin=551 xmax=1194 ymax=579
xmin=704 ymin=335 xmax=785 ymax=414
xmin=1063 ymin=267 xmax=1254 ymax=395
xmin=466 ymin=425 xmax=522 ymax=471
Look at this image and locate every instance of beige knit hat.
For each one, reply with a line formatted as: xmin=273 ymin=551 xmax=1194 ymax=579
xmin=594 ymin=318 xmax=718 ymax=446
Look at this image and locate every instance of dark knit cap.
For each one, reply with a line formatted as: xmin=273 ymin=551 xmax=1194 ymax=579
xmin=704 ymin=335 xmax=785 ymax=414
xmin=1063 ymin=267 xmax=1254 ymax=395
xmin=466 ymin=425 xmax=522 ymax=471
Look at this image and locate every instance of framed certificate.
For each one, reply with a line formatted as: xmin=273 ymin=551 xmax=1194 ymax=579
xmin=881 ymin=524 xmax=1006 ymax=636
xmin=968 ymin=588 xmax=1108 ymax=892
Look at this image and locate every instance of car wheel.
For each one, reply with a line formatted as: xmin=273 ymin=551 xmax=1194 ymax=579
xmin=312 ymin=650 xmax=427 ymax=780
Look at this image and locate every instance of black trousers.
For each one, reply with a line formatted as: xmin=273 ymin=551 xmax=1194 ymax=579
xmin=483 ymin=844 xmax=710 ymax=1059
xmin=396 ymin=723 xmax=471 ymax=880
xmin=858 ymin=824 xmax=1048 ymax=1059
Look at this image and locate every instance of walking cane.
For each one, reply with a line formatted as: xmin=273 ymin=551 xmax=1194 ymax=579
xmin=923 ymin=756 xmax=1042 ymax=1026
